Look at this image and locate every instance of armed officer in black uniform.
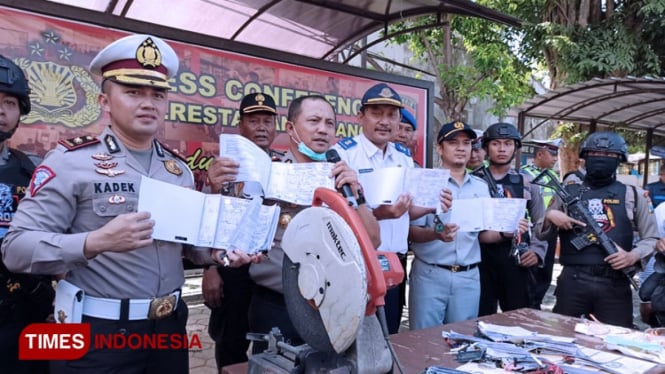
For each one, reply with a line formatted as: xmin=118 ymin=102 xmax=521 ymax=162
xmin=472 ymin=122 xmax=546 ymax=316
xmin=0 ymin=55 xmax=53 ymax=374
xmin=537 ymin=132 xmax=658 ymax=327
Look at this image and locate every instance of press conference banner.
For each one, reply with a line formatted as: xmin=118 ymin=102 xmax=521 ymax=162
xmin=0 ymin=6 xmax=429 ymax=189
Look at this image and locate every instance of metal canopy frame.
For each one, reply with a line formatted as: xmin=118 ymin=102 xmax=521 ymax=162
xmin=512 ymin=76 xmax=665 ymax=185
xmin=25 ymin=0 xmax=520 ymax=61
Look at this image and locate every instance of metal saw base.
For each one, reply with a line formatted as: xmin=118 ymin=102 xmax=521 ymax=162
xmin=248 ymin=343 xmax=355 ymax=374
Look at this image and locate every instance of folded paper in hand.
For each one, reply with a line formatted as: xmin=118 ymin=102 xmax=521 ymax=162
xmin=137 ymin=176 xmax=279 ymax=254
xmin=448 ymin=198 xmax=526 ymax=232
xmin=220 ymin=134 xmax=334 ymax=205
xmin=358 ymin=166 xmax=450 ymax=208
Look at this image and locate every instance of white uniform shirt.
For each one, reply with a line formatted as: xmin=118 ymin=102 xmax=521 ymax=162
xmin=332 ymin=133 xmax=414 ymax=254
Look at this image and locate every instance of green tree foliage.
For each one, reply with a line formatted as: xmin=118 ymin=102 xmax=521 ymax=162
xmin=389 ymin=15 xmax=533 ymax=123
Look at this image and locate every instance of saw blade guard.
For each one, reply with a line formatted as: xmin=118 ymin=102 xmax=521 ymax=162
xmin=282 ymin=199 xmax=367 ymax=353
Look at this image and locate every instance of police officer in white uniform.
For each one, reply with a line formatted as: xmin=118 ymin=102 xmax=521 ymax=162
xmin=1 ymin=34 xmax=245 ymax=373
xmin=332 ymin=83 xmax=415 ymax=334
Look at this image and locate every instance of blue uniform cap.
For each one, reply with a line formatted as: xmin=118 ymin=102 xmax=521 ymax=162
xmin=361 ymin=83 xmax=402 ymax=108
xmin=400 ymin=108 xmax=416 ymax=130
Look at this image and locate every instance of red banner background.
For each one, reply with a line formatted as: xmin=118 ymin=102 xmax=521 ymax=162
xmin=0 ymin=7 xmax=428 ymax=189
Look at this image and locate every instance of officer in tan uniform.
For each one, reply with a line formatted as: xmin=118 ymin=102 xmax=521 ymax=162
xmin=1 ymin=34 xmax=246 ymax=373
xmin=204 ymin=92 xmax=283 ymax=369
xmin=211 ymin=94 xmax=380 ymax=353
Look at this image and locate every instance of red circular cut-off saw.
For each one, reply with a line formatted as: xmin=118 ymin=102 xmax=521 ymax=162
xmin=280 ymin=188 xmax=405 ymax=372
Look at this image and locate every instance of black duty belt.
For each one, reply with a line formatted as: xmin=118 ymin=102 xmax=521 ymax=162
xmin=567 ymin=264 xmax=625 ymax=280
xmin=419 ymin=259 xmax=479 ymax=273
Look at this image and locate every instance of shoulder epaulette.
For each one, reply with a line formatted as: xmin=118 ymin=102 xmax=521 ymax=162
xmin=394 ymin=142 xmax=411 ymax=156
xmin=337 ymin=137 xmax=357 ymax=150
xmin=269 ymin=149 xmax=285 ymax=161
xmin=58 ymin=135 xmax=99 ymax=151
xmin=156 ymin=140 xmax=187 ymax=163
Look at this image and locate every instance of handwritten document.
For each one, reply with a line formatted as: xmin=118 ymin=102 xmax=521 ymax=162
xmin=358 ymin=167 xmax=450 ymax=208
xmin=138 ymin=176 xmax=279 ymax=254
xmin=448 ymin=198 xmax=526 ymax=232
xmin=220 ymin=134 xmax=335 ymax=205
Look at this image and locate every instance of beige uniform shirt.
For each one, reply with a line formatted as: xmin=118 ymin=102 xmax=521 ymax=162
xmin=536 ymin=181 xmax=658 ymax=267
xmin=1 ymin=126 xmax=210 ymax=299
xmin=249 ymin=150 xmax=305 ymax=293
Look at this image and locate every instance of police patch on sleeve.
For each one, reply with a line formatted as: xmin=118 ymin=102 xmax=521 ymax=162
xmin=394 ymin=142 xmax=411 ymax=156
xmin=30 ymin=166 xmax=56 ymax=196
xmin=337 ymin=137 xmax=357 ymax=150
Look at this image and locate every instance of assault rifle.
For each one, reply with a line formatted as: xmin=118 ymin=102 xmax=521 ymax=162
xmin=531 ymin=169 xmax=639 ymax=290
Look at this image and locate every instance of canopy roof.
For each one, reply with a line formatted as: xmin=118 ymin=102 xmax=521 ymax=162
xmin=513 ymin=76 xmax=665 ymax=137
xmin=41 ymin=0 xmax=520 ymax=61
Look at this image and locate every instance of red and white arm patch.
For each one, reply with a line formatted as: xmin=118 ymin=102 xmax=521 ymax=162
xmin=29 ymin=165 xmax=56 ymax=196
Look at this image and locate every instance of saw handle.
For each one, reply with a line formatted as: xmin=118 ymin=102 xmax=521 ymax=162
xmin=312 ymin=188 xmax=388 ymax=315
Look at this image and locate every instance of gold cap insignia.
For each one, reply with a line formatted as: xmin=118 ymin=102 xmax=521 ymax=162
xmin=136 ymin=37 xmax=162 ymax=68
xmin=379 ymin=87 xmax=394 ymax=98
xmin=255 ymin=93 xmax=265 ymax=105
xmin=164 ymin=160 xmax=183 ymax=176
xmin=454 ymin=122 xmax=464 ymax=129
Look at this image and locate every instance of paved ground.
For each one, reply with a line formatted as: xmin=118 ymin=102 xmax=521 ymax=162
xmin=184 ymin=261 xmax=649 ymax=373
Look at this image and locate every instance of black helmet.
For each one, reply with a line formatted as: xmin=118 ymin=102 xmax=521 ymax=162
xmin=0 ymin=56 xmax=30 ymax=115
xmin=579 ymin=131 xmax=628 ymax=162
xmin=482 ymin=122 xmax=522 ymax=149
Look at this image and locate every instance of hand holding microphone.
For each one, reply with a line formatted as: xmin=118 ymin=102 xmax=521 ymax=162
xmin=325 ymin=149 xmax=359 ymax=209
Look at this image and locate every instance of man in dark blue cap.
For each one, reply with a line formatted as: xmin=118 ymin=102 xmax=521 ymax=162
xmin=408 ymin=121 xmax=490 ymax=329
xmin=393 ymin=108 xmax=418 ymax=164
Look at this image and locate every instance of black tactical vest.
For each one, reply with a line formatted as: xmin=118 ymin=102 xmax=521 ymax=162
xmin=559 ymin=181 xmax=633 ymax=266
xmin=474 ymin=169 xmax=530 ymax=250
xmin=0 ymin=149 xmax=34 ymax=239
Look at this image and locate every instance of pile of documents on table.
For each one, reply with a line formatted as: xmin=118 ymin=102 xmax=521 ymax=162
xmin=437 ymin=321 xmax=658 ymax=373
xmin=574 ymin=318 xmax=665 ymax=364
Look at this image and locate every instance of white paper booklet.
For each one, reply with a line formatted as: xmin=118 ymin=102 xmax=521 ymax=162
xmin=219 ymin=134 xmax=335 ymax=205
xmin=448 ymin=197 xmax=527 ymax=232
xmin=137 ymin=176 xmax=279 ymax=254
xmin=358 ymin=167 xmax=450 ymax=208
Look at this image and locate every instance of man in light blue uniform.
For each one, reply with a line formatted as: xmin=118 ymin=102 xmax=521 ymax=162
xmin=332 ymin=83 xmax=414 ymax=334
xmin=408 ymin=121 xmax=490 ymax=329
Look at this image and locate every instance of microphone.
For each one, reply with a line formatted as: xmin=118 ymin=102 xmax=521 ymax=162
xmin=325 ymin=149 xmax=358 ymax=209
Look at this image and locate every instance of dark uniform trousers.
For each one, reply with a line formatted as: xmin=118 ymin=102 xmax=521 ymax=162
xmin=478 ymin=244 xmax=532 ymax=316
xmin=475 ymin=169 xmax=536 ymax=316
xmin=208 ymin=264 xmax=253 ymax=368
xmin=553 ymin=265 xmax=632 ymax=327
xmin=248 ymin=285 xmax=304 ymax=354
xmin=51 ymin=299 xmax=189 ymax=374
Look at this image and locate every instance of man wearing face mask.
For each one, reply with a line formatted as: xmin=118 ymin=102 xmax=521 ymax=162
xmin=536 ymin=132 xmax=659 ymax=327
xmin=210 ymin=95 xmax=380 ymax=353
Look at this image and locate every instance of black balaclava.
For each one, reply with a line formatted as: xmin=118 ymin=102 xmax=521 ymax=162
xmin=584 ymin=155 xmax=620 ymax=187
